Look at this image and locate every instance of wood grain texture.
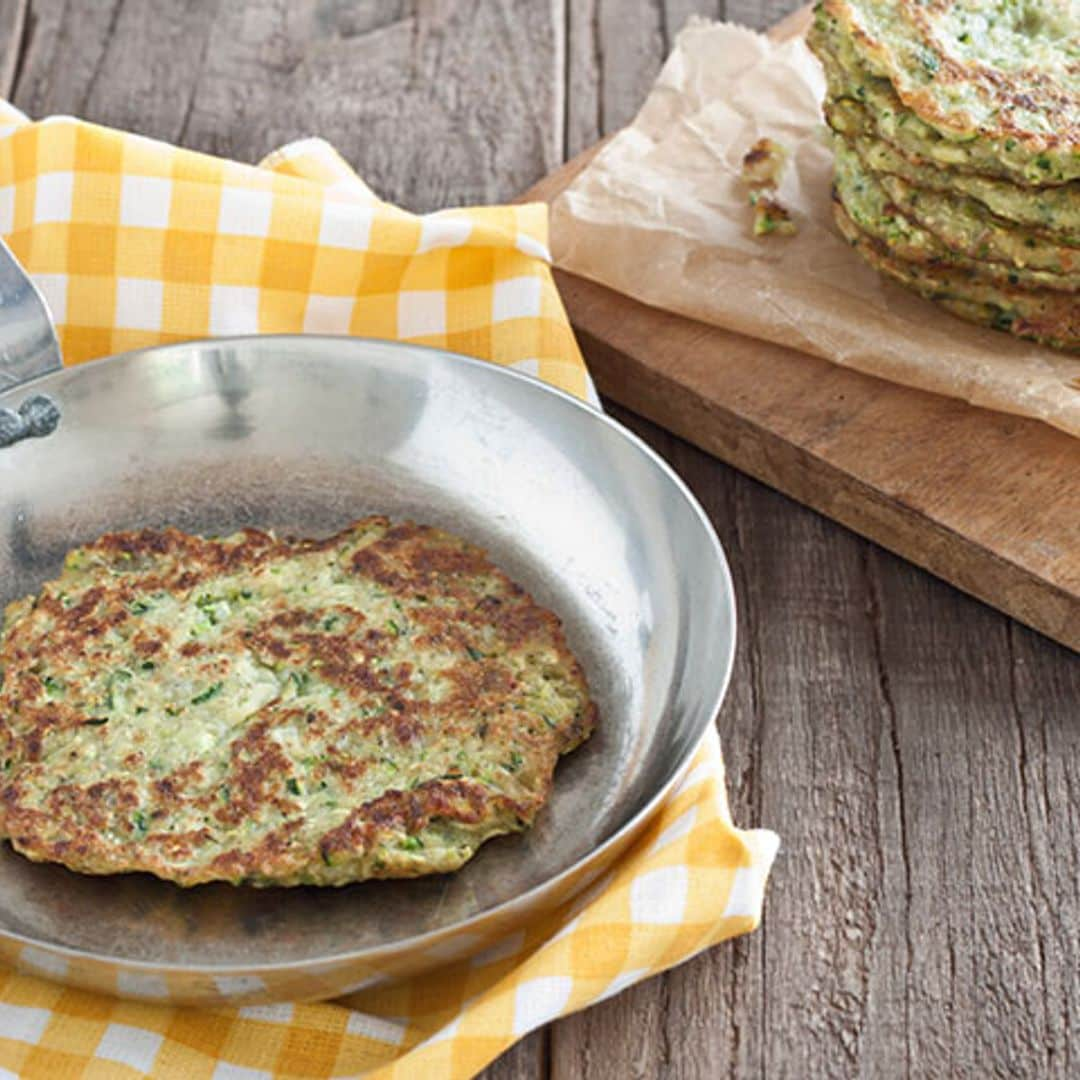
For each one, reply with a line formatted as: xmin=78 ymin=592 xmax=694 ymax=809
xmin=726 ymin=0 xmax=805 ymax=27
xmin=9 ymin=0 xmax=220 ymax=141
xmin=564 ymin=0 xmax=723 ymax=156
xmin=4 ymin=1 xmax=1078 ymax=1078
xmin=0 ymin=0 xmax=27 ymax=99
xmin=485 ymin=1029 xmax=547 ymax=1080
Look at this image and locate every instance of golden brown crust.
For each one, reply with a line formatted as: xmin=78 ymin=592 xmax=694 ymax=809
xmin=822 ymin=0 xmax=1080 ymax=156
xmin=833 ymin=198 xmax=1080 ymax=350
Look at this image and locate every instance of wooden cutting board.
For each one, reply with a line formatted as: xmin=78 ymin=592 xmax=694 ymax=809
xmin=521 ymin=7 xmax=1079 ymax=652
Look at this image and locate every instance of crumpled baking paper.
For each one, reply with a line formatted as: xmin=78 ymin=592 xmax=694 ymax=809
xmin=551 ymin=19 xmax=1080 ymax=439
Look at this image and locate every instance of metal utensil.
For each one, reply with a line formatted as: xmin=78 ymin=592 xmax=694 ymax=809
xmin=0 ymin=238 xmax=62 ymax=446
xmin=0 ymin=246 xmax=737 ymax=1005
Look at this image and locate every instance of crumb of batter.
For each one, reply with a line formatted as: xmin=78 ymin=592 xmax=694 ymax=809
xmin=741 ymin=138 xmax=798 ymax=238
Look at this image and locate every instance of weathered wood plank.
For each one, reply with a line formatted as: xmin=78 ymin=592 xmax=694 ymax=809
xmin=563 ymin=0 xmax=801 ymax=158
xmin=726 ymin=0 xmax=804 ymax=28
xmin=11 ymin=0 xmax=216 ymax=138
xmin=1008 ymin=622 xmax=1080 ymax=1076
xmin=867 ymin=550 xmax=1080 ymax=1076
xmin=565 ymin=0 xmax=723 ymax=156
xmin=10 ymin=0 xmax=563 ymax=213
xmin=716 ymin=466 xmax=900 ymax=1077
xmin=0 ymin=0 xmax=27 ymax=99
xmin=481 ymin=1029 xmax=548 ymax=1080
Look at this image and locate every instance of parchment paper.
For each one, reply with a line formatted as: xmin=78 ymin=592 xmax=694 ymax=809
xmin=551 ymin=19 xmax=1080 ymax=439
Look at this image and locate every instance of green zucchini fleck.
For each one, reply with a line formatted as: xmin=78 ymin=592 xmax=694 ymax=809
xmin=192 ymin=681 xmax=224 ymax=705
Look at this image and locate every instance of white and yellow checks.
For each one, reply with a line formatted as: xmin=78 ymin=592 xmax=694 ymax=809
xmin=0 ymin=101 xmax=778 ymax=1078
xmin=0 ymin=101 xmax=589 ymax=401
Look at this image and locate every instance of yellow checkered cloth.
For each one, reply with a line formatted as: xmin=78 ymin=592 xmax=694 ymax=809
xmin=0 ymin=102 xmax=589 ymax=400
xmin=0 ymin=101 xmax=778 ymax=1079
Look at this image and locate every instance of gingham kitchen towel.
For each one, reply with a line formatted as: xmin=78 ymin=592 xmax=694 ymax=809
xmin=0 ymin=101 xmax=779 ymax=1079
xmin=0 ymin=101 xmax=590 ymax=401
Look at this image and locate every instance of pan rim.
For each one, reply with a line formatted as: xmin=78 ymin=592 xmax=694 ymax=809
xmin=0 ymin=334 xmax=737 ymax=975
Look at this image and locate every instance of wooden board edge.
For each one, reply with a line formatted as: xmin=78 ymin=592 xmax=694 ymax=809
xmin=574 ymin=322 xmax=1078 ymax=652
xmin=519 ymin=138 xmax=608 ymax=207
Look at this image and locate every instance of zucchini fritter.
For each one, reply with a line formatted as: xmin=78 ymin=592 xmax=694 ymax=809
xmin=811 ymin=0 xmax=1080 ymax=185
xmin=0 ymin=518 xmax=596 ymax=887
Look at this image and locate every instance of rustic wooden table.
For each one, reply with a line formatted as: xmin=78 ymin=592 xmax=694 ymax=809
xmin=2 ymin=2 xmax=1077 ymax=1076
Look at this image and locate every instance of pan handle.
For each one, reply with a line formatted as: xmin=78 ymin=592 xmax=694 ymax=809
xmin=0 ymin=236 xmax=62 ymax=447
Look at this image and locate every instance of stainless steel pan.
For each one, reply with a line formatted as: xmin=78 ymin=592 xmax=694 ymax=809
xmin=0 ymin=240 xmax=736 ymax=1005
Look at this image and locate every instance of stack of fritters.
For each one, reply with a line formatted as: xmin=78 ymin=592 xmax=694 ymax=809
xmin=807 ymin=0 xmax=1079 ymax=351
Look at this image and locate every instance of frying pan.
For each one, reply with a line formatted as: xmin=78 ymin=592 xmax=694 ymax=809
xmin=0 ymin=239 xmax=737 ymax=1005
